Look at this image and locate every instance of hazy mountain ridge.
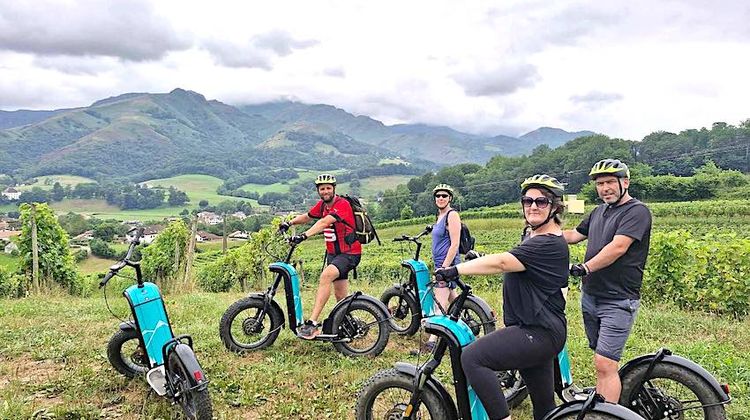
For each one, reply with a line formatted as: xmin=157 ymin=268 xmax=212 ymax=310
xmin=0 ymin=90 xmax=595 ymax=179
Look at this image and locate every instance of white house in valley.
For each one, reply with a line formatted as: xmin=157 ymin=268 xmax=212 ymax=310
xmin=2 ymin=187 xmax=20 ymax=201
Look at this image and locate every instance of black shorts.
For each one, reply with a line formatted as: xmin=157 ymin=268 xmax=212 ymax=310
xmin=326 ymin=253 xmax=361 ymax=281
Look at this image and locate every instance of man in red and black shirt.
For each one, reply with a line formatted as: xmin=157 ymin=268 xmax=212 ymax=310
xmin=280 ymin=173 xmax=361 ymax=339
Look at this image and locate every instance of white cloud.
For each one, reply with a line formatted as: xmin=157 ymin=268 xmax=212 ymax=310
xmin=0 ymin=0 xmax=748 ymax=139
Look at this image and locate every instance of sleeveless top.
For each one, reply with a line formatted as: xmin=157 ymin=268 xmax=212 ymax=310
xmin=432 ymin=210 xmax=461 ymax=268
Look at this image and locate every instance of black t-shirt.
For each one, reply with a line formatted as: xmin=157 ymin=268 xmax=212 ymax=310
xmin=576 ymin=198 xmax=652 ymax=300
xmin=505 ymin=234 xmax=569 ymax=345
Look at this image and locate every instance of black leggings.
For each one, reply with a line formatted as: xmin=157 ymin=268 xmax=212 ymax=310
xmin=461 ymin=325 xmax=563 ymax=420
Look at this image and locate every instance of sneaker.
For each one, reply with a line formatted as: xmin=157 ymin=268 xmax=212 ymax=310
xmin=409 ymin=340 xmax=435 ymax=356
xmin=298 ymin=320 xmax=321 ymax=339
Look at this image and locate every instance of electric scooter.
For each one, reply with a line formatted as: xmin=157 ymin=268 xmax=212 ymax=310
xmin=219 ymin=231 xmax=391 ymax=357
xmin=101 ymin=227 xmax=212 ymax=420
xmin=357 ymin=276 xmax=644 ymax=419
xmin=381 ymin=225 xmax=495 ymax=337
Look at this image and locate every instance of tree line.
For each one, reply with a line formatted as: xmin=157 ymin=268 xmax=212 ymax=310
xmin=371 ymin=120 xmax=750 ymax=222
xmin=0 ymin=182 xmax=190 ymax=210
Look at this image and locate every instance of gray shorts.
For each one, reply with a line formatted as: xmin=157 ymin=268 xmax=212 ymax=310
xmin=581 ymin=292 xmax=640 ymax=362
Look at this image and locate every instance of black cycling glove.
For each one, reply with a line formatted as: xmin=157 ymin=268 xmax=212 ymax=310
xmin=570 ymin=263 xmax=590 ymax=277
xmin=289 ymin=233 xmax=307 ymax=244
xmin=279 ymin=221 xmax=292 ymax=233
xmin=434 ymin=266 xmax=459 ymax=283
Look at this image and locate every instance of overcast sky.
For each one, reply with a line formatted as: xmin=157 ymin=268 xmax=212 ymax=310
xmin=1 ymin=0 xmax=748 ymax=139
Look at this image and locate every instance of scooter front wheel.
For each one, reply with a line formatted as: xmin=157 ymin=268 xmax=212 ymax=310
xmin=332 ymin=299 xmax=390 ymax=357
xmin=167 ymin=350 xmax=212 ymax=420
xmin=107 ymin=328 xmax=149 ymax=378
xmin=355 ymin=368 xmax=451 ymax=420
xmin=219 ymin=297 xmax=283 ymax=353
xmin=380 ymin=286 xmax=420 ymax=335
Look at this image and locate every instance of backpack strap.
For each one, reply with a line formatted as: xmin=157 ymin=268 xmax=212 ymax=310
xmin=442 ymin=209 xmax=455 ymax=235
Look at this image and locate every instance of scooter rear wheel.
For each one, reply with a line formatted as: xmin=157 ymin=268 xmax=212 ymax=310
xmin=219 ymin=297 xmax=283 ymax=353
xmin=332 ymin=299 xmax=390 ymax=357
xmin=620 ymin=362 xmax=727 ymax=420
xmin=107 ymin=328 xmax=149 ymax=378
xmin=167 ymin=350 xmax=212 ymax=420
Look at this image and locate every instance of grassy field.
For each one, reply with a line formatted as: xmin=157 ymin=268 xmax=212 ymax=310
xmin=338 ymin=175 xmax=414 ymax=198
xmin=50 ymin=199 xmax=186 ymax=221
xmin=16 ymin=175 xmax=97 ymax=191
xmin=142 ymin=174 xmax=259 ymax=207
xmin=0 ymin=284 xmax=746 ymax=419
xmin=1 ymin=206 xmax=748 ymax=419
xmin=238 ymin=169 xmax=340 ymax=195
xmin=0 ymin=253 xmax=19 ymax=271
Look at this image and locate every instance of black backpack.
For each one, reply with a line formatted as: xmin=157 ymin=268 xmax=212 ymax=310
xmin=443 ymin=209 xmax=475 ymax=254
xmin=340 ymin=194 xmax=381 ymax=245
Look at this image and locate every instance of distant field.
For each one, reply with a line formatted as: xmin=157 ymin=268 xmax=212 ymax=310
xmin=16 ymin=175 xmax=96 ymax=191
xmin=142 ymin=174 xmax=258 ymax=207
xmin=378 ymin=157 xmax=409 ymax=165
xmin=338 ymin=174 xmax=414 ymax=198
xmin=50 ymin=199 xmax=185 ymax=221
xmin=238 ymin=182 xmax=290 ymax=194
xmin=239 ymin=169 xmax=332 ymax=195
xmin=78 ymin=255 xmax=117 ymax=275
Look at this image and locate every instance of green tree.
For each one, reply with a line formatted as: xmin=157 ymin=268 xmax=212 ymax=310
xmin=19 ymin=187 xmax=50 ymax=204
xmin=18 ymin=203 xmax=80 ymax=294
xmin=400 ymin=204 xmax=414 ymax=220
xmin=89 ymin=238 xmax=117 ymax=259
xmin=93 ymin=222 xmax=118 ymax=241
xmin=141 ymin=220 xmax=190 ymax=291
xmin=199 ymin=199 xmax=209 ymax=208
xmin=58 ymin=212 xmax=89 ymax=236
xmin=167 ymin=187 xmax=189 ymax=206
xmin=51 ymin=182 xmax=65 ymax=201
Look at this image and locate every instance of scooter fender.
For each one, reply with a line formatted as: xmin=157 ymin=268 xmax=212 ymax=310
xmin=394 ymin=362 xmax=458 ymax=420
xmin=619 ymin=350 xmax=730 ymax=402
xmin=465 ymin=295 xmax=496 ymax=324
xmin=247 ymin=292 xmax=286 ymax=328
xmin=542 ymin=398 xmax=646 ymax=420
xmin=326 ymin=293 xmax=391 ymax=335
xmin=170 ymin=343 xmax=209 ymax=390
xmin=118 ymin=321 xmax=136 ymax=331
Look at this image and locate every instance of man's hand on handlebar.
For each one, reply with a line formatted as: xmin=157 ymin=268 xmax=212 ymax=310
xmin=570 ymin=263 xmax=590 ymax=277
xmin=279 ymin=221 xmax=292 ymax=233
xmin=289 ymin=233 xmax=307 ymax=244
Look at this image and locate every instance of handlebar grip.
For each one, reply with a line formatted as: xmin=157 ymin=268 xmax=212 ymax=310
xmin=99 ymin=271 xmax=115 ymax=288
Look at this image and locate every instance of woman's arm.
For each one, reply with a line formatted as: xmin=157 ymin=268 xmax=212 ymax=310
xmin=456 ymin=251 xmax=526 ymax=275
xmin=442 ymin=211 xmax=461 ymax=268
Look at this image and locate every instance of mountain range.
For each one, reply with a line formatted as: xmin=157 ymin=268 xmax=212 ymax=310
xmin=0 ymin=89 xmax=595 ymax=181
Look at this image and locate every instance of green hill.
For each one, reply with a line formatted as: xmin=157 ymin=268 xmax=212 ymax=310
xmin=0 ymin=89 xmax=428 ymax=182
xmin=242 ymin=102 xmax=596 ymax=164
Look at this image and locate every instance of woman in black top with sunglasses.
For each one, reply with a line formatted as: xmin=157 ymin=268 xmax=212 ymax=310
xmin=436 ymin=174 xmax=569 ymax=420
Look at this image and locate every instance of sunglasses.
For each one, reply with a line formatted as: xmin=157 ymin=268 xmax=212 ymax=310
xmin=520 ymin=196 xmax=552 ymax=208
xmin=434 ymin=194 xmax=450 ymax=199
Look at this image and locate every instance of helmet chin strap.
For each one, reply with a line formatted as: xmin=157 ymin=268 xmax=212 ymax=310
xmin=609 ymin=179 xmax=627 ymax=208
xmin=523 ymin=207 xmax=557 ymax=231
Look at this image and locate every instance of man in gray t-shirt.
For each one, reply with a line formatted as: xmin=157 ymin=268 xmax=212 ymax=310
xmin=564 ymin=159 xmax=652 ymax=403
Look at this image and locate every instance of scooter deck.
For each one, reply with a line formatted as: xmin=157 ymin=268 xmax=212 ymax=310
xmin=298 ymin=334 xmax=351 ymax=342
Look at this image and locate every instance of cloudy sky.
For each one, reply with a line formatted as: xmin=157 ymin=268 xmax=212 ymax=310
xmin=1 ymin=0 xmax=748 ymax=139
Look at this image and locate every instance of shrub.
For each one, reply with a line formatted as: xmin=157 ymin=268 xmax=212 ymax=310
xmin=0 ymin=268 xmax=27 ymax=298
